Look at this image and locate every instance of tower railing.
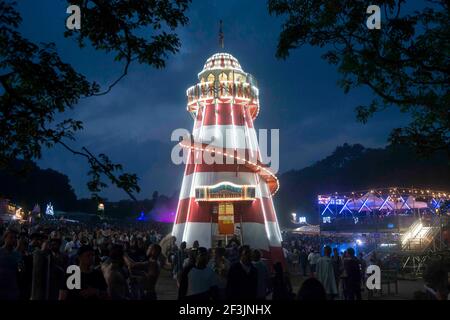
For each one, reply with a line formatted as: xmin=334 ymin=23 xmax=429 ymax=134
xmin=186 ymin=80 xmax=259 ymax=105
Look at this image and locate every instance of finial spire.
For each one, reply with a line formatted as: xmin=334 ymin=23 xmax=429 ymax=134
xmin=219 ymin=20 xmax=224 ymax=49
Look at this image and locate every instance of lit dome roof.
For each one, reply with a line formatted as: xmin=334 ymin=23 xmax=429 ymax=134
xmin=202 ymin=53 xmax=243 ymax=72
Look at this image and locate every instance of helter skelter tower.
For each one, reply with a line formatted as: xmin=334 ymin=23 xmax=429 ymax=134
xmin=172 ymin=51 xmax=284 ymax=265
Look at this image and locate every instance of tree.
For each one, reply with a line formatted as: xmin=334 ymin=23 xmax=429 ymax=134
xmin=268 ymin=0 xmax=449 ymax=156
xmin=0 ymin=0 xmax=190 ymax=200
xmin=0 ymin=160 xmax=78 ymax=211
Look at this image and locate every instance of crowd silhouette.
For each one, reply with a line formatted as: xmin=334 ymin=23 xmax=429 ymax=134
xmin=0 ymin=220 xmax=379 ymax=301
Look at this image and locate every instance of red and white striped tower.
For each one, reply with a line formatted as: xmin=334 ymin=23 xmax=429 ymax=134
xmin=172 ymin=53 xmax=284 ymax=265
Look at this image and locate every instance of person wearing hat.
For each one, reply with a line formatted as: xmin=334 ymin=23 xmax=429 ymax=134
xmin=58 ymin=245 xmax=107 ymax=300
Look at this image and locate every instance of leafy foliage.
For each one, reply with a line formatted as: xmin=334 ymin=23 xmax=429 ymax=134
xmin=0 ymin=0 xmax=190 ymax=201
xmin=269 ymin=0 xmax=449 ymax=156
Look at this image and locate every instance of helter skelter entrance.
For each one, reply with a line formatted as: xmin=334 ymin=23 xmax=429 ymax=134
xmin=196 ymin=183 xmax=256 ymax=247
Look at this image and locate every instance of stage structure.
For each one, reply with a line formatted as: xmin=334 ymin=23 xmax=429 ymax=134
xmin=318 ymin=187 xmax=449 ymax=232
xmin=172 ymin=52 xmax=284 ymax=264
xmin=318 ymin=188 xmax=450 ymax=275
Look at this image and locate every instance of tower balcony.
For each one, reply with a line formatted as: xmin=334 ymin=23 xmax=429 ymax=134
xmin=186 ymin=80 xmax=260 ymax=119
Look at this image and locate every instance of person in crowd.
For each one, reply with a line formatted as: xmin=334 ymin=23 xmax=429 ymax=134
xmin=316 ymin=246 xmax=338 ymax=300
xmin=226 ymin=245 xmax=258 ymax=300
xmin=124 ymin=243 xmax=162 ymax=300
xmin=16 ymin=236 xmax=33 ymax=300
xmin=271 ymin=262 xmax=294 ymax=300
xmin=358 ymin=252 xmax=367 ymax=290
xmin=178 ymin=248 xmax=196 ymax=300
xmin=102 ymin=244 xmax=130 ymax=300
xmin=226 ymin=242 xmax=240 ymax=265
xmin=332 ymin=247 xmax=343 ymax=297
xmin=251 ymin=249 xmax=270 ymax=300
xmin=0 ymin=229 xmax=21 ymax=300
xmin=166 ymin=236 xmax=178 ymax=277
xmin=135 ymin=237 xmax=147 ymax=262
xmin=29 ymin=232 xmax=44 ymax=254
xmin=208 ymin=247 xmax=230 ymax=300
xmin=299 ymin=248 xmax=309 ymax=277
xmin=183 ymin=247 xmax=219 ymax=300
xmin=308 ymin=248 xmax=320 ymax=276
xmin=64 ymin=233 xmax=81 ymax=264
xmin=31 ymin=236 xmax=68 ymax=300
xmin=192 ymin=240 xmax=200 ymax=249
xmin=59 ymin=245 xmax=108 ymax=300
xmin=343 ymin=248 xmax=362 ymax=300
xmin=174 ymin=241 xmax=188 ymax=281
xmin=297 ymin=277 xmax=327 ymax=301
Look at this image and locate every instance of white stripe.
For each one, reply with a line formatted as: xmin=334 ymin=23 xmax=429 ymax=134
xmin=241 ymin=221 xmax=281 ymax=249
xmin=265 ymin=221 xmax=283 ymax=247
xmin=174 ymin=222 xmax=282 ymax=249
xmin=182 ymin=222 xmax=213 ymax=248
xmin=193 ymin=125 xmax=258 ymax=152
xmin=172 ymin=223 xmax=185 ymax=243
xmin=179 ymin=172 xmax=271 ymax=200
xmin=240 ymin=222 xmax=269 ymax=251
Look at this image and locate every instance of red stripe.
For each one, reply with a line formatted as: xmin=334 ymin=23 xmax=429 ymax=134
xmin=193 ymin=102 xmax=255 ymax=128
xmin=193 ymin=103 xmax=253 ymax=127
xmin=175 ymin=198 xmax=277 ymax=224
xmin=246 ymin=197 xmax=277 ymax=223
xmin=175 ymin=199 xmax=216 ymax=224
xmin=185 ymin=162 xmax=256 ymax=175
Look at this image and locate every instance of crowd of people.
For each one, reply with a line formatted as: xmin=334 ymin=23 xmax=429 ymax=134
xmin=0 ymin=219 xmax=167 ymax=300
xmin=281 ymin=232 xmax=385 ymax=300
xmin=0 ymin=219 xmax=391 ymax=301
xmin=167 ymin=236 xmax=295 ymax=300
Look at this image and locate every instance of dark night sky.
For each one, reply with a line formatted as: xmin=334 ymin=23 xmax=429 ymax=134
xmin=18 ymin=0 xmax=410 ymax=201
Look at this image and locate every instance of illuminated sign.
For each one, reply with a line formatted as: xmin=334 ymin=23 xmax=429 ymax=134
xmin=318 ymin=196 xmax=346 ymax=205
xmin=299 ymin=217 xmax=307 ymax=224
xmin=46 ymin=203 xmax=54 ymax=216
xmin=195 ymin=182 xmax=256 ymax=202
xmin=318 ymin=196 xmax=330 ymax=205
xmin=323 ymin=217 xmax=331 ymax=224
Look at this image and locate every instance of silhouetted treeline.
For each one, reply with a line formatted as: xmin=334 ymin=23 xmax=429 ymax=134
xmin=0 ymin=160 xmax=77 ymax=211
xmin=0 ymin=160 xmax=177 ymax=218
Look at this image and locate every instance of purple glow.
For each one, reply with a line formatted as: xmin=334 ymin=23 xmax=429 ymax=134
xmin=150 ymin=210 xmax=176 ymax=223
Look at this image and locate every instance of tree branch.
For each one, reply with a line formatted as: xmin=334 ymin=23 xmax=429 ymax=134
xmin=56 ymin=140 xmax=138 ymax=201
